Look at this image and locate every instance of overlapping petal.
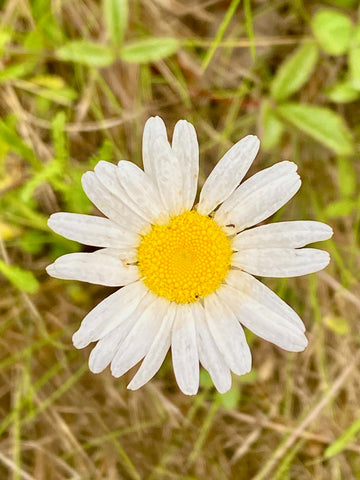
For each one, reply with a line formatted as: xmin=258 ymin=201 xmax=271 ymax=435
xmin=198 ymin=135 xmax=260 ymax=215
xmin=215 ymin=161 xmax=301 ymax=233
xmin=171 ymin=304 xmax=199 ymax=395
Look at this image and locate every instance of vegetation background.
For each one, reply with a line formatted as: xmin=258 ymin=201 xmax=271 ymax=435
xmin=0 ymin=0 xmax=360 ymax=478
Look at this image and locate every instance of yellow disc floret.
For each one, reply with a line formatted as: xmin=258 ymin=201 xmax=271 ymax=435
xmin=137 ymin=211 xmax=232 ymax=304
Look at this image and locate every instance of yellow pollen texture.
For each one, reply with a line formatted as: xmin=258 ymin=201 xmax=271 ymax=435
xmin=137 ymin=211 xmax=232 ymax=304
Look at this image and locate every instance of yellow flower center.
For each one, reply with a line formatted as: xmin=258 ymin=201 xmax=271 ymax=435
xmin=137 ymin=211 xmax=232 ymax=304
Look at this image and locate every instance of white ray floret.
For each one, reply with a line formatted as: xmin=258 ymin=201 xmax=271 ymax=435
xmin=47 ymin=116 xmax=333 ymax=395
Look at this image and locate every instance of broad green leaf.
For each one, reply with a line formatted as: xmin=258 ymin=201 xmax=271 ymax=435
xmin=261 ymin=100 xmax=284 ymax=149
xmin=271 ymin=43 xmax=319 ymax=101
xmin=325 ymin=416 xmax=360 ymax=458
xmin=277 ymin=103 xmax=354 ymax=155
xmin=104 ymin=0 xmax=128 ymax=47
xmin=57 ymin=41 xmax=115 ymax=67
xmin=337 ymin=156 xmax=356 ymax=197
xmin=349 ymin=47 xmax=360 ymax=90
xmin=325 ymin=80 xmax=359 ymax=103
xmin=311 ymin=9 xmax=353 ymax=55
xmin=325 ymin=199 xmax=356 ymax=217
xmin=0 ymin=259 xmax=39 ymax=293
xmin=121 ymin=37 xmax=180 ymax=63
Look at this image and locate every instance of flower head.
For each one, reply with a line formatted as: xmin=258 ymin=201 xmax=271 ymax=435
xmin=47 ymin=117 xmax=333 ymax=395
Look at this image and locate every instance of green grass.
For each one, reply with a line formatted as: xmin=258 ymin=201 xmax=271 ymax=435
xmin=0 ymin=0 xmax=360 ymax=478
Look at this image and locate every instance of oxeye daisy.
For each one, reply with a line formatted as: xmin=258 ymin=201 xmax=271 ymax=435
xmin=47 ymin=117 xmax=333 ymax=395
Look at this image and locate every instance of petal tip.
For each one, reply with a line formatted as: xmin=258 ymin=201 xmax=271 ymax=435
xmin=72 ymin=330 xmax=88 ymax=349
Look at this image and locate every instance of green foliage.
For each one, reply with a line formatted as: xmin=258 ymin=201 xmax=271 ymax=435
xmin=270 ymin=42 xmax=319 ymax=101
xmin=277 ymin=103 xmax=354 ymax=155
xmin=325 ymin=416 xmax=360 ymax=458
xmin=325 ymin=80 xmax=359 ymax=103
xmin=337 ymin=156 xmax=356 ymax=197
xmin=217 ymin=386 xmax=241 ymax=409
xmin=0 ymin=260 xmax=39 ymax=293
xmin=261 ymin=100 xmax=285 ymax=149
xmin=57 ymin=41 xmax=115 ymax=67
xmin=311 ymin=9 xmax=353 ymax=55
xmin=104 ymin=0 xmax=128 ymax=47
xmin=0 ymin=119 xmax=41 ymax=168
xmin=349 ymin=47 xmax=360 ymax=90
xmin=121 ymin=37 xmax=180 ymax=63
xmin=324 ymin=199 xmax=356 ymax=217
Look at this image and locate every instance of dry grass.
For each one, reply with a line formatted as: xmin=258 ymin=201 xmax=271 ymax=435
xmin=1 ymin=0 xmax=360 ymax=478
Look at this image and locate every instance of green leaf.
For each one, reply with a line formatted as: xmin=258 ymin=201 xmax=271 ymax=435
xmin=0 ymin=119 xmax=41 ymax=167
xmin=337 ymin=156 xmax=356 ymax=197
xmin=0 ymin=259 xmax=39 ymax=293
xmin=311 ymin=9 xmax=353 ymax=55
xmin=0 ymin=61 xmax=37 ymax=83
xmin=121 ymin=37 xmax=180 ymax=63
xmin=325 ymin=199 xmax=356 ymax=217
xmin=271 ymin=42 xmax=319 ymax=101
xmin=325 ymin=80 xmax=359 ymax=103
xmin=325 ymin=416 xmax=360 ymax=458
xmin=104 ymin=0 xmax=128 ymax=47
xmin=349 ymin=46 xmax=360 ymax=90
xmin=277 ymin=103 xmax=354 ymax=155
xmin=261 ymin=100 xmax=284 ymax=149
xmin=57 ymin=41 xmax=115 ymax=67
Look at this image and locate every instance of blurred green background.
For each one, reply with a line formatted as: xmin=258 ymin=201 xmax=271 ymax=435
xmin=0 ymin=0 xmax=360 ymax=478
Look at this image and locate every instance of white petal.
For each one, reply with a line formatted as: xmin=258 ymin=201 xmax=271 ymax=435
xmin=46 ymin=251 xmax=140 ymax=286
xmin=88 ymin=289 xmax=154 ymax=373
xmin=233 ymin=221 xmax=333 ymax=250
xmin=111 ymin=295 xmax=169 ymax=377
xmin=72 ymin=281 xmax=147 ymax=349
xmin=88 ymin=314 xmax=136 ymax=373
xmin=116 ymin=161 xmax=168 ymax=223
xmin=218 ymin=281 xmax=308 ymax=352
xmin=198 ymin=135 xmax=260 ymax=215
xmin=232 ymin=248 xmax=330 ymax=277
xmin=142 ymin=116 xmax=168 ymax=180
xmin=152 ymin=136 xmax=184 ymax=216
xmin=215 ymin=161 xmax=301 ymax=233
xmin=171 ymin=304 xmax=199 ymax=395
xmin=128 ymin=303 xmax=177 ymax=390
xmin=94 ymin=161 xmax=152 ymax=226
xmin=204 ymin=293 xmax=252 ymax=376
xmin=192 ymin=302 xmax=232 ymax=393
xmin=48 ymin=212 xmax=139 ymax=248
xmin=226 ymin=270 xmax=305 ymax=332
xmin=172 ymin=120 xmax=199 ymax=210
xmin=81 ymin=171 xmax=145 ymax=231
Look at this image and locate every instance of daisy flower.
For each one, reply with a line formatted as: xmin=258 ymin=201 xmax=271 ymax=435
xmin=47 ymin=117 xmax=333 ymax=395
